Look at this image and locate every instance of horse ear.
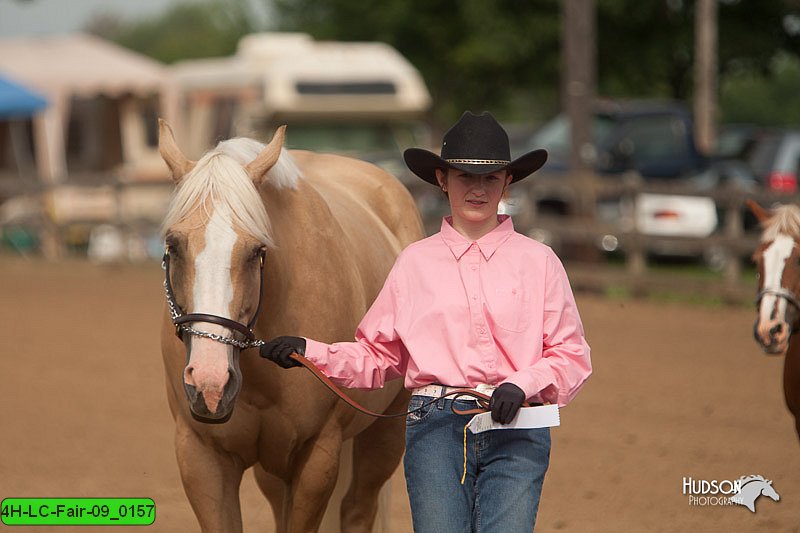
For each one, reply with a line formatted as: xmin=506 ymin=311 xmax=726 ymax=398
xmin=746 ymin=199 xmax=769 ymax=224
xmin=245 ymin=125 xmax=287 ymax=186
xmin=158 ymin=118 xmax=196 ymax=183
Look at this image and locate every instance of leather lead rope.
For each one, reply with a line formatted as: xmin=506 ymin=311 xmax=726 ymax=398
xmin=288 ymin=352 xmax=527 ymax=418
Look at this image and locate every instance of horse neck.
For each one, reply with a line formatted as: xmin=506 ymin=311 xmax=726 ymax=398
xmin=784 ymin=330 xmax=800 ymax=416
xmin=785 ymin=333 xmax=800 ymax=375
xmin=255 ymin=181 xmax=368 ymax=342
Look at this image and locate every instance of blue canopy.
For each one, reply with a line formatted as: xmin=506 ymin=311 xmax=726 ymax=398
xmin=0 ymin=75 xmax=48 ymax=119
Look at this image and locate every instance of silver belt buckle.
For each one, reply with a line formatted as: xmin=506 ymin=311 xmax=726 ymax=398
xmin=475 ymin=383 xmax=497 ymax=396
xmin=454 ymin=383 xmax=495 ymax=403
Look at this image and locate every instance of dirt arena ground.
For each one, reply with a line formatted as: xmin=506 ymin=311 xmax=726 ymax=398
xmin=1 ymin=257 xmax=799 ymax=533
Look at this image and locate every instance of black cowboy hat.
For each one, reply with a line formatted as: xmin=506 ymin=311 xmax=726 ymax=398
xmin=404 ymin=111 xmax=548 ymax=186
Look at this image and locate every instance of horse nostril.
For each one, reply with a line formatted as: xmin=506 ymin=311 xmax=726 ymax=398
xmin=183 ymin=365 xmax=196 ymax=387
xmin=770 ymin=324 xmax=783 ymax=337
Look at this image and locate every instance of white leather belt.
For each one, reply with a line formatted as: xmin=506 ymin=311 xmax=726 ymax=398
xmin=411 ymin=383 xmax=497 ymax=399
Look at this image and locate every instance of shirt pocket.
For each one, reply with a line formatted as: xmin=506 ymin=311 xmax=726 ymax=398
xmin=487 ymin=283 xmax=531 ymax=333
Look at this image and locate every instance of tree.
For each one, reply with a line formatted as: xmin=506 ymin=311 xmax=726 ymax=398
xmin=272 ymin=0 xmax=800 ymax=126
xmin=597 ymin=0 xmax=800 ymax=100
xmin=272 ymin=0 xmax=563 ymax=126
xmin=88 ymin=0 xmax=260 ymax=64
xmin=88 ymin=0 xmax=800 ymax=128
xmin=720 ymin=52 xmax=800 ymax=126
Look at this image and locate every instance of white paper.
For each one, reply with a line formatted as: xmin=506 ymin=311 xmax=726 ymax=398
xmin=467 ymin=405 xmax=560 ymax=434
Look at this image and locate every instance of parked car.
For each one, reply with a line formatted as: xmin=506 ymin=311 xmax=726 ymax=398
xmin=515 ymin=99 xmax=755 ymax=267
xmin=522 ymin=99 xmax=709 ymax=181
xmin=745 ymin=129 xmax=800 ymax=194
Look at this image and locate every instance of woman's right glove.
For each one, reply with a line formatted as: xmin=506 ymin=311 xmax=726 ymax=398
xmin=259 ymin=336 xmax=306 ymax=368
xmin=489 ymin=383 xmax=526 ymax=424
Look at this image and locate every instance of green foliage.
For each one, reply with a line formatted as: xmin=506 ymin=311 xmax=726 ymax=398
xmin=597 ymin=0 xmax=800 ymax=100
xmin=720 ymin=53 xmax=800 ymax=126
xmin=93 ymin=0 xmax=259 ymax=64
xmin=272 ymin=0 xmax=562 ymax=126
xmin=92 ymin=0 xmax=800 ymax=128
xmin=271 ymin=0 xmax=800 ymax=126
xmin=597 ymin=1 xmax=694 ymax=99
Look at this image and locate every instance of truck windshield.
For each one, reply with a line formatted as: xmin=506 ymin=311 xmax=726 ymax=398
xmin=526 ymin=113 xmax=618 ymax=160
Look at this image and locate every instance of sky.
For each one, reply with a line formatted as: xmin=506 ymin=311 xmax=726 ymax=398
xmin=0 ymin=0 xmax=269 ymax=37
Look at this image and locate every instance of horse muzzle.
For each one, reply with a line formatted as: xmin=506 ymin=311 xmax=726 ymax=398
xmin=753 ymin=319 xmax=791 ymax=355
xmin=182 ymin=343 xmax=244 ymax=424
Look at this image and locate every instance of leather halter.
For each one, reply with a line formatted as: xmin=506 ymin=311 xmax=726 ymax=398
xmin=755 ymin=287 xmax=800 ymax=312
xmin=162 ymin=248 xmax=266 ymax=347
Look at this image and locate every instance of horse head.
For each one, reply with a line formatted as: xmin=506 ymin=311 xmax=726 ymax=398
xmin=749 ymin=200 xmax=800 ymax=355
xmin=761 ymin=479 xmax=780 ymax=502
xmin=158 ymin=119 xmax=287 ymax=423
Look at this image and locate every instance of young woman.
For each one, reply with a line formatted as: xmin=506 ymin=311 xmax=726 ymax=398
xmin=261 ymin=111 xmax=592 ymax=532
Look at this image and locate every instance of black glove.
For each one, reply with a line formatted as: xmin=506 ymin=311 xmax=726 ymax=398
xmin=259 ymin=336 xmax=306 ymax=368
xmin=490 ymin=383 xmax=526 ymax=424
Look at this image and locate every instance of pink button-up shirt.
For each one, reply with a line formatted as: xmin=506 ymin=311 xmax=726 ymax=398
xmin=305 ymin=215 xmax=591 ymax=407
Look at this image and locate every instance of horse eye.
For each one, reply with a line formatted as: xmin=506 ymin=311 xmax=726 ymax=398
xmin=250 ymin=246 xmax=266 ymax=261
xmin=165 ymin=241 xmax=179 ymax=257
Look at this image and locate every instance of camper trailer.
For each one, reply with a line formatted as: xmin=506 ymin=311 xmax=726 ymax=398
xmin=170 ymin=32 xmax=432 ymax=185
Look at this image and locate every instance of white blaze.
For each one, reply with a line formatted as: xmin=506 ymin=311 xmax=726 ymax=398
xmin=760 ymin=234 xmax=794 ymax=325
xmin=184 ymin=206 xmax=238 ymax=413
xmin=194 ymin=207 xmax=237 ymax=326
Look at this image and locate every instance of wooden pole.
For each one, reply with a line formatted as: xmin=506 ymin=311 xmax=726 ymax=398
xmin=562 ymin=0 xmax=596 ymax=174
xmin=562 ymin=0 xmax=598 ymax=261
xmin=694 ymin=0 xmax=718 ymax=155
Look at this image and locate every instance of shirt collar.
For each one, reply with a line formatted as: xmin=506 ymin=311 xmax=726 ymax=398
xmin=439 ymin=215 xmax=515 ymax=261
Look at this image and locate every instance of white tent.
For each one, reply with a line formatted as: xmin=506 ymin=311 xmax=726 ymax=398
xmin=0 ymin=33 xmax=177 ymax=183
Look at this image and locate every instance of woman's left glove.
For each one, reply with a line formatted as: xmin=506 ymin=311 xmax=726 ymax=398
xmin=259 ymin=336 xmax=306 ymax=368
xmin=489 ymin=383 xmax=526 ymax=424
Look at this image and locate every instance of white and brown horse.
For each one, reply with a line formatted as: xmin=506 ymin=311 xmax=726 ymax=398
xmin=157 ymin=119 xmax=424 ymax=532
xmin=750 ymin=200 xmax=800 ymax=442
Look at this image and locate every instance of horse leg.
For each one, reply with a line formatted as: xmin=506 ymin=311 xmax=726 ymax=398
xmin=341 ymin=392 xmax=408 ymax=533
xmin=175 ymin=424 xmax=246 ymax=533
xmin=287 ymin=434 xmax=344 ymax=532
xmin=253 ymin=464 xmax=289 ymax=532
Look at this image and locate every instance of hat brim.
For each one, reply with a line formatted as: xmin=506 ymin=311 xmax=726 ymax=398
xmin=403 ymin=148 xmax=548 ymax=186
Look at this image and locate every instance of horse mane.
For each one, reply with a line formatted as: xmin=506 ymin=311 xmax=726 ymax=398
xmin=738 ymin=474 xmax=769 ymax=485
xmin=762 ymin=205 xmax=800 ymax=242
xmin=161 ymin=138 xmax=303 ymax=248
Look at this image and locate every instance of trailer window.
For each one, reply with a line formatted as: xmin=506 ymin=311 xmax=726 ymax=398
xmin=295 ymin=82 xmax=397 ymax=95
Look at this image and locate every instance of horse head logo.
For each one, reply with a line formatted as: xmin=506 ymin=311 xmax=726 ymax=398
xmin=730 ymin=475 xmax=780 ymax=513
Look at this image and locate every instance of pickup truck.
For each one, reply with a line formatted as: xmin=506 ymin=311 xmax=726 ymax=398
xmin=513 ymin=99 xmax=756 ymax=268
xmin=526 ymin=99 xmax=707 ymax=181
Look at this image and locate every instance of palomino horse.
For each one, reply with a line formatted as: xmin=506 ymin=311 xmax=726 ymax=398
xmin=749 ymin=200 xmax=800 ymax=441
xmin=157 ymin=119 xmax=424 ymax=532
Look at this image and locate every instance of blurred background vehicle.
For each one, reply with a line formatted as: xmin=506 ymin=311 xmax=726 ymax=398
xmin=170 ymin=31 xmax=441 ymax=231
xmin=715 ymin=125 xmax=800 ymax=195
xmin=514 ymin=99 xmax=762 ymax=269
xmin=746 ymin=129 xmax=800 ymax=194
xmin=170 ymin=32 xmax=432 ymax=183
xmin=523 ymin=99 xmax=707 ymax=180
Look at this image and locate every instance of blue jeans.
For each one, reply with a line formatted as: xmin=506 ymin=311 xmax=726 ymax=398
xmin=404 ymin=395 xmax=551 ymax=532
